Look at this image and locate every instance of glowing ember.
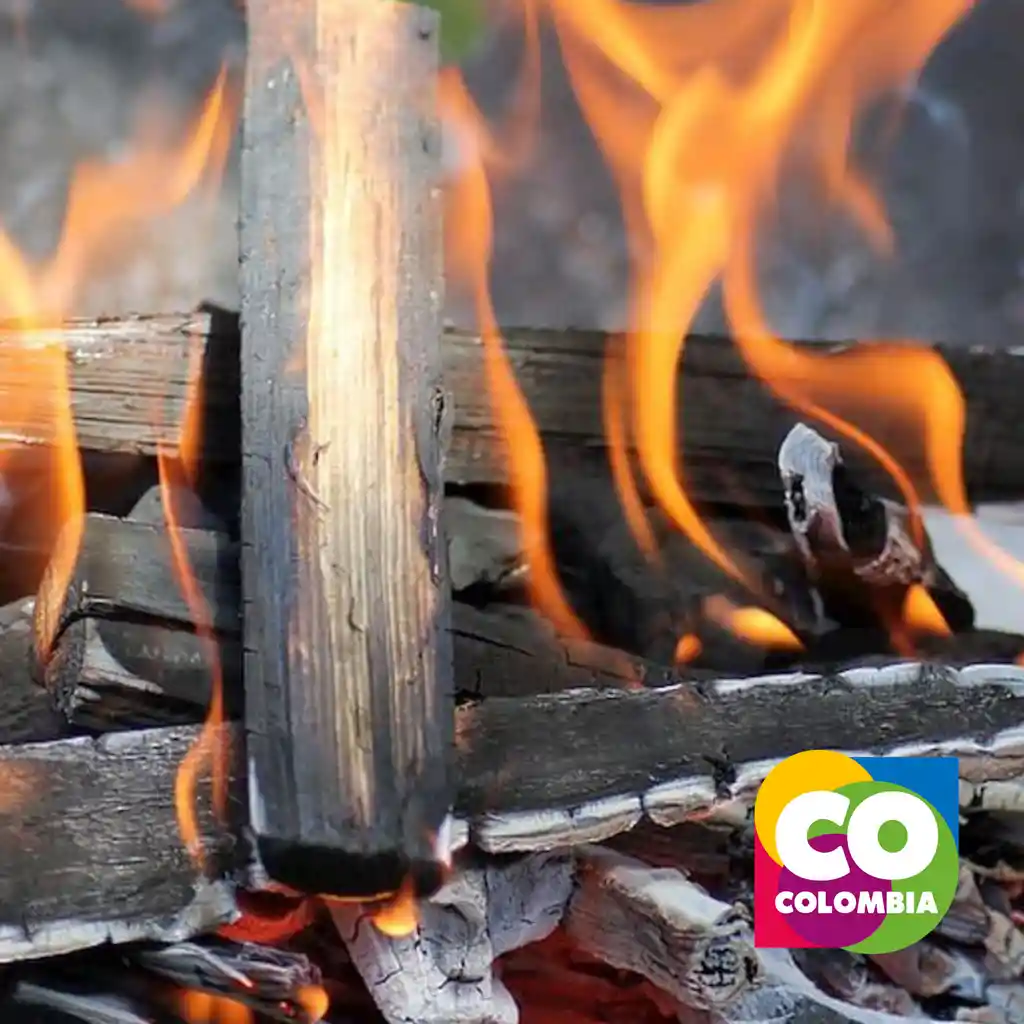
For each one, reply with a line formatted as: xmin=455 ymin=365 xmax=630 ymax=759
xmin=295 ymin=985 xmax=331 ymax=1022
xmin=217 ymin=891 xmax=316 ymax=945
xmin=703 ymin=594 xmax=803 ymax=651
xmin=175 ymin=990 xmax=253 ymax=1024
xmin=673 ymin=633 xmax=703 ymax=664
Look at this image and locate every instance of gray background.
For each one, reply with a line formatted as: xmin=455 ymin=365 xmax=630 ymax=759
xmin=1 ymin=0 xmax=1022 ymax=346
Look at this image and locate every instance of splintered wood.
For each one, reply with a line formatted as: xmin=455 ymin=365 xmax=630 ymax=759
xmin=239 ymin=0 xmax=453 ymax=897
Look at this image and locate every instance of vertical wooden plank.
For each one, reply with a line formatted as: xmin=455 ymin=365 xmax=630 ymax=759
xmin=239 ymin=0 xmax=453 ymax=897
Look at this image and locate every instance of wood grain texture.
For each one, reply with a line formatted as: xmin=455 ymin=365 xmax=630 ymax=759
xmin=565 ymin=845 xmax=760 ymax=1011
xmin=0 ymin=724 xmax=238 ymax=963
xmin=240 ymin=0 xmax=453 ymax=897
xmin=6 ymin=311 xmax=1024 ymax=507
xmin=36 ymin=515 xmax=667 ymax=731
xmin=32 ymin=516 xmax=1024 ymax=857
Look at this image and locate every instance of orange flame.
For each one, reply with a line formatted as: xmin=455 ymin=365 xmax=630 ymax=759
xmin=704 ymin=594 xmax=803 ymax=651
xmin=161 ymin=448 xmax=228 ymax=870
xmin=0 ymin=66 xmax=233 ymax=663
xmin=674 ymin=633 xmax=702 ymax=665
xmin=295 ymin=986 xmax=331 ymax=1022
xmin=175 ymin=992 xmax=252 ymax=1024
xmin=901 ymin=583 xmax=951 ymax=637
xmin=544 ymin=0 xmax=979 ymax=583
xmin=130 ymin=72 xmax=236 ymax=870
xmin=174 ymin=984 xmax=329 ymax=1024
xmin=441 ymin=68 xmax=588 ymax=639
xmin=368 ymin=875 xmax=420 ymax=938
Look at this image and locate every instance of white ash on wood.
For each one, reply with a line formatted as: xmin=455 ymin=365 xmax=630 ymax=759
xmin=0 ymin=725 xmax=238 ymax=964
xmin=27 ymin=515 xmax=1024 ymax=857
xmin=778 ymin=421 xmax=975 ymax=637
xmin=329 ymin=851 xmax=573 ymax=1024
xmin=565 ymin=846 xmax=760 ymax=1011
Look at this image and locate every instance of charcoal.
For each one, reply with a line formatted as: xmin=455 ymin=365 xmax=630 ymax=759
xmin=546 ymin=467 xmax=824 ymax=672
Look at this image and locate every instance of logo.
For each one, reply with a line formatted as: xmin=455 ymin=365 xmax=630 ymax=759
xmin=754 ymin=751 xmax=959 ymax=953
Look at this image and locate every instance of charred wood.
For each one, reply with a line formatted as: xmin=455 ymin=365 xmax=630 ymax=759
xmin=778 ymin=421 xmax=975 ymax=637
xmin=564 ymin=845 xmax=760 ymax=1011
xmin=239 ymin=0 xmax=452 ymax=899
xmin=329 ymin=851 xmax=572 ymax=1024
xmin=0 ymin=725 xmax=239 ymax=964
xmin=3 ymin=312 xmax=1024 ymax=508
xmin=24 ymin=515 xmax=1024 ymax=868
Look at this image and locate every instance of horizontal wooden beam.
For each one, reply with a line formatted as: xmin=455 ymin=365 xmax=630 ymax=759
xmin=5 ymin=311 xmax=1024 ymax=506
xmin=31 ymin=514 xmax=1024 ymax=862
xmin=8 ymin=660 xmax=1024 ymax=944
xmin=0 ymin=642 xmax=237 ymax=962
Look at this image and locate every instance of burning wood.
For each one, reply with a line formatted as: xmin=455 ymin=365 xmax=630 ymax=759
xmin=5 ymin=311 xmax=1024 ymax=514
xmin=565 ymin=846 xmax=761 ymax=1011
xmin=778 ymin=421 xmax=975 ymax=644
xmin=0 ymin=724 xmax=236 ymax=963
xmin=239 ymin=0 xmax=453 ymax=901
xmin=330 ymin=851 xmax=572 ymax=1024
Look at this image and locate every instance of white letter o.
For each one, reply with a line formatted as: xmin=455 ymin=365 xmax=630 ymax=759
xmin=847 ymin=791 xmax=938 ymax=881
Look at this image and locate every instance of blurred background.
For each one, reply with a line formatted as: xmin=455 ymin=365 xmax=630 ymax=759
xmin=1 ymin=0 xmax=1022 ymax=344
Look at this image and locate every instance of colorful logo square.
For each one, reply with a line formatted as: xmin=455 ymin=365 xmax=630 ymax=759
xmin=753 ymin=751 xmax=959 ymax=953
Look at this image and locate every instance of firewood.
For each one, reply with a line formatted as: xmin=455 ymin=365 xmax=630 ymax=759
xmin=28 ymin=514 xmax=1024 ymax=856
xmin=564 ymin=845 xmax=760 ymax=1011
xmin=239 ymin=0 xmax=452 ymax=900
xmin=0 ymin=725 xmax=239 ymax=964
xmin=777 ymin=421 xmax=975 ymax=634
xmin=730 ymin=949 xmax=925 ymax=1024
xmin=127 ymin=939 xmax=324 ymax=1023
xmin=869 ymin=942 xmax=988 ymax=998
xmin=329 ymin=851 xmax=573 ymax=1024
xmin=1 ymin=713 xmax=1023 ymax=971
xmin=791 ymin=949 xmax=923 ymax=1018
xmin=2 ymin=312 xmax=1024 ymax=509
xmin=6 ymin=979 xmax=158 ymax=1024
xmin=0 ymin=596 xmax=68 ymax=744
xmin=445 ymin=497 xmax=522 ymax=594
xmin=936 ymin=867 xmax=994 ymax=946
xmin=33 ymin=513 xmax=240 ymax=725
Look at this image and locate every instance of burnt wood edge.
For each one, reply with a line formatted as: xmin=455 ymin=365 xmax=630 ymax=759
xmin=26 ymin=546 xmax=1024 ymax=860
xmin=4 ymin=311 xmax=1023 ymax=504
xmin=37 ymin=513 xmax=682 ymax=721
xmin=0 ymin=723 xmax=241 ymax=964
xmin=30 ymin=514 xmax=1024 ymax=860
xmin=6 ymin=667 xmax=1024 ymax=926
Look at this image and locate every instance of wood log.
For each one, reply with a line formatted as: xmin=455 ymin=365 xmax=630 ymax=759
xmin=330 ymin=851 xmax=572 ymax=1024
xmin=564 ymin=845 xmax=760 ymax=1011
xmin=239 ymin=0 xmax=452 ymax=898
xmin=0 ymin=724 xmax=238 ymax=964
xmin=4 ymin=312 xmax=1024 ymax=508
xmin=4 ymin=695 xmax=1024 ymax=964
xmin=31 ymin=513 xmax=1024 ymax=856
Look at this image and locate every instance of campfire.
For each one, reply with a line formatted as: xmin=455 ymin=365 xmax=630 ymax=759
xmin=1 ymin=0 xmax=1024 ymax=1023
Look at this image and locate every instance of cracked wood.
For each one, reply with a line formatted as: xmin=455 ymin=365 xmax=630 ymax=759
xmin=239 ymin=0 xmax=453 ymax=898
xmin=4 ymin=311 xmax=1024 ymax=508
